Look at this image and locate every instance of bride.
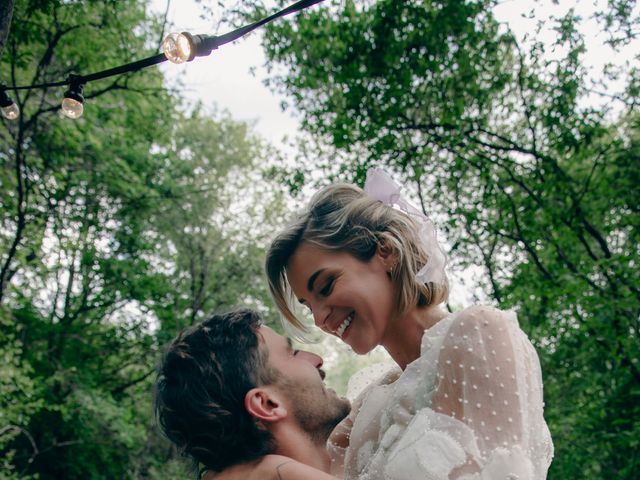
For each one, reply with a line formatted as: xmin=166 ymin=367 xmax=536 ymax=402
xmin=224 ymin=169 xmax=553 ymax=479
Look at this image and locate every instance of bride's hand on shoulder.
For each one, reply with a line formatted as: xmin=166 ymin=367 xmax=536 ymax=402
xmin=207 ymin=455 xmax=339 ymax=480
xmin=202 ymin=458 xmax=261 ymax=480
xmin=204 ymin=456 xmax=282 ymax=480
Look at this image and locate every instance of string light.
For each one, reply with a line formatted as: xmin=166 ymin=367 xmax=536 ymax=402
xmin=161 ymin=32 xmax=219 ymax=64
xmin=161 ymin=0 xmax=324 ymax=65
xmin=162 ymin=33 xmax=197 ymax=64
xmin=61 ymin=76 xmax=85 ymax=119
xmin=0 ymin=86 xmax=19 ymax=121
xmin=0 ymin=0 xmax=325 ymax=118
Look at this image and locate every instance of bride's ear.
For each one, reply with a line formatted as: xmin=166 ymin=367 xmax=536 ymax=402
xmin=245 ymin=387 xmax=288 ymax=424
xmin=376 ymin=237 xmax=398 ymax=272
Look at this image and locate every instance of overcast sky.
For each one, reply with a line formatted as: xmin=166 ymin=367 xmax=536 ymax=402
xmin=153 ymin=0 xmax=637 ymax=145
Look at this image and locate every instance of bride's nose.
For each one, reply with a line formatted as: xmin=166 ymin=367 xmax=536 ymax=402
xmin=312 ymin=302 xmax=331 ymax=331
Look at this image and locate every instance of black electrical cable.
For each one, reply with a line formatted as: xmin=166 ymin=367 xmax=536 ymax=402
xmin=2 ymin=0 xmax=325 ymax=92
xmin=209 ymin=0 xmax=325 ymax=50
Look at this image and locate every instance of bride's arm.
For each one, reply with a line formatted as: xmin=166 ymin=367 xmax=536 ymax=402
xmin=430 ymin=306 xmax=553 ymax=478
xmin=209 ymin=455 xmax=340 ymax=480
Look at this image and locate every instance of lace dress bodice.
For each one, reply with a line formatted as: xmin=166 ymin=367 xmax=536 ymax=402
xmin=328 ymin=306 xmax=553 ymax=480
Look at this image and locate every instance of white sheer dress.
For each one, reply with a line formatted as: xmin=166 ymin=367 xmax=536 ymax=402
xmin=328 ymin=305 xmax=554 ymax=480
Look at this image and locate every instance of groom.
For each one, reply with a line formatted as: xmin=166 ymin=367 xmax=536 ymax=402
xmin=154 ymin=308 xmax=350 ymax=477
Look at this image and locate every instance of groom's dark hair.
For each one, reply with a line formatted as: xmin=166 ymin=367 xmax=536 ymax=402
xmin=154 ymin=308 xmax=279 ymax=472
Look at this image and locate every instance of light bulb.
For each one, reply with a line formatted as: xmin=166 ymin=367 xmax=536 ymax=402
xmin=61 ymin=97 xmax=84 ymax=119
xmin=162 ymin=32 xmax=194 ymax=64
xmin=0 ymin=87 xmax=19 ymax=121
xmin=1 ymin=102 xmax=19 ymax=120
xmin=62 ymin=78 xmax=85 ymax=119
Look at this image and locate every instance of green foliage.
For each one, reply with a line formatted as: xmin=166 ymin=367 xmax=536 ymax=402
xmin=0 ymin=1 xmax=286 ymax=478
xmin=258 ymin=0 xmax=640 ymax=477
xmin=0 ymin=307 xmax=42 ymax=480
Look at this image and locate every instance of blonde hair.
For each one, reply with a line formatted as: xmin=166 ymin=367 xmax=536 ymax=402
xmin=266 ymin=182 xmax=449 ymax=330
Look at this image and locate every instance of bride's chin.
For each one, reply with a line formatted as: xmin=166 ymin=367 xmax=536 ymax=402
xmin=340 ymin=324 xmax=374 ymax=354
xmin=350 ymin=343 xmax=374 ymax=355
xmin=347 ymin=336 xmax=375 ymax=355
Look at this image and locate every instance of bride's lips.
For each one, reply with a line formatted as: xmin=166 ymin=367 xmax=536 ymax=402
xmin=340 ymin=319 xmax=352 ymax=340
xmin=335 ymin=311 xmax=354 ymax=338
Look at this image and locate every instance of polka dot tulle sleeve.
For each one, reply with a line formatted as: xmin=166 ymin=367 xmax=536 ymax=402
xmin=331 ymin=306 xmax=553 ymax=480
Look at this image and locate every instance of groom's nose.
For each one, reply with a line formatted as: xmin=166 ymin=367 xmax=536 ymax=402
xmin=298 ymin=350 xmax=323 ymax=369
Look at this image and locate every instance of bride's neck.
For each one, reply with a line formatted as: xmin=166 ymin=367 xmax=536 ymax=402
xmin=382 ymin=305 xmax=447 ymax=370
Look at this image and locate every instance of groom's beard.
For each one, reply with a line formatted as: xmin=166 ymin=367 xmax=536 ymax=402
xmin=277 ymin=375 xmax=351 ymax=445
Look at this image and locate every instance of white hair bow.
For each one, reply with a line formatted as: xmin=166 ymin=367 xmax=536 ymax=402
xmin=364 ymin=168 xmax=447 ymax=286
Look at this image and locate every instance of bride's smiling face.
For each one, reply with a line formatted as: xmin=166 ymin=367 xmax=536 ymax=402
xmin=286 ymin=242 xmax=396 ymax=354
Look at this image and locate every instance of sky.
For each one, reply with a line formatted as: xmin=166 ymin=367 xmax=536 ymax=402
xmin=152 ymin=0 xmax=638 ymax=144
xmin=153 ymin=0 xmax=300 ymax=143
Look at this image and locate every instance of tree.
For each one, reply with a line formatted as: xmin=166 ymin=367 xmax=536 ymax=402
xmin=257 ymin=0 xmax=640 ymax=477
xmin=0 ymin=2 xmax=175 ymax=476
xmin=148 ymin=105 xmax=288 ymax=344
xmin=0 ymin=0 xmax=14 ymax=59
xmin=0 ymin=1 xmax=286 ymax=478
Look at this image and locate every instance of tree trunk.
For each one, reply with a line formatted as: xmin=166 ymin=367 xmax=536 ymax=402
xmin=0 ymin=0 xmax=15 ymax=59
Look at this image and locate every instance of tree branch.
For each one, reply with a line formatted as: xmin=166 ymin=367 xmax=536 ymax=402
xmin=0 ymin=0 xmax=14 ymax=59
xmin=110 ymin=368 xmax=156 ymax=397
xmin=0 ymin=121 xmax=27 ymax=302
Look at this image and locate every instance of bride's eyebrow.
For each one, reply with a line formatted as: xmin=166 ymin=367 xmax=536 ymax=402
xmin=307 ymin=268 xmax=326 ymax=292
xmin=297 ymin=268 xmax=326 ymax=304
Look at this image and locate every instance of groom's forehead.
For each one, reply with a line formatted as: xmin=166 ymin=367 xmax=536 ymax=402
xmin=257 ymin=326 xmax=291 ymax=354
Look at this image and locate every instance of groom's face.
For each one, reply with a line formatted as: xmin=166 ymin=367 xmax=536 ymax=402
xmin=259 ymin=327 xmax=351 ymax=439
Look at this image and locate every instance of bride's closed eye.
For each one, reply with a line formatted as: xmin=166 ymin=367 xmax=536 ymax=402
xmin=319 ymin=276 xmax=335 ymax=297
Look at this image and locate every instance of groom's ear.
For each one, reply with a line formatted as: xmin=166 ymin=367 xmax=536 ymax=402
xmin=245 ymin=387 xmax=288 ymax=424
